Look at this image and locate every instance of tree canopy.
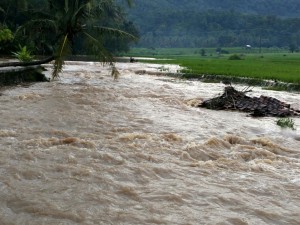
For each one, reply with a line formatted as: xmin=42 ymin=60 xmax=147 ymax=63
xmin=0 ymin=0 xmax=138 ymax=78
xmin=124 ymin=0 xmax=300 ymax=48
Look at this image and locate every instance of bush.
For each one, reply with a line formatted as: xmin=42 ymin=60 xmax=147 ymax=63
xmin=276 ymin=118 xmax=296 ymax=130
xmin=0 ymin=28 xmax=14 ymax=42
xmin=0 ymin=27 xmax=14 ymax=54
xmin=228 ymin=54 xmax=242 ymax=60
xmin=12 ymin=45 xmax=34 ymax=62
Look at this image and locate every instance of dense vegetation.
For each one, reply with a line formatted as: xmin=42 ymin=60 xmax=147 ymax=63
xmin=126 ymin=0 xmax=300 ymax=18
xmin=0 ymin=0 xmax=138 ymax=58
xmin=0 ymin=0 xmax=138 ymax=78
xmin=123 ymin=0 xmax=300 ymax=48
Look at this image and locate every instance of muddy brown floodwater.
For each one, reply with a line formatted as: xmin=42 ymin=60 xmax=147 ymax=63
xmin=0 ymin=62 xmax=299 ymax=225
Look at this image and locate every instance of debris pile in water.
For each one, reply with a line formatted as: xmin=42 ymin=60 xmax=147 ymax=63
xmin=199 ymin=86 xmax=300 ymax=117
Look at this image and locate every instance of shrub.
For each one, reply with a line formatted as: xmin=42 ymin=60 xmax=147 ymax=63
xmin=228 ymin=54 xmax=242 ymax=60
xmin=12 ymin=45 xmax=34 ymax=62
xmin=0 ymin=28 xmax=14 ymax=42
xmin=0 ymin=27 xmax=14 ymax=53
xmin=276 ymin=118 xmax=296 ymax=130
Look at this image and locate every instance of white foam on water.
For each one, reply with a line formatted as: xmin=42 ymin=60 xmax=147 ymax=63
xmin=0 ymin=62 xmax=299 ymax=225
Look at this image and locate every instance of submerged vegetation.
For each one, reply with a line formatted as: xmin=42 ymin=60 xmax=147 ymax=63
xmin=276 ymin=118 xmax=296 ymax=130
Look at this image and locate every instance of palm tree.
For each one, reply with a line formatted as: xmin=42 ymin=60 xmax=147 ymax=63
xmin=47 ymin=0 xmax=136 ymax=79
xmin=1 ymin=0 xmax=136 ymax=79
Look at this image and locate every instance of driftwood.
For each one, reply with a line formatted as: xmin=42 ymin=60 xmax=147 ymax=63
xmin=199 ymin=86 xmax=300 ymax=117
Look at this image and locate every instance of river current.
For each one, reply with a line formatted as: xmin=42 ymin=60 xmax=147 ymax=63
xmin=0 ymin=61 xmax=299 ymax=225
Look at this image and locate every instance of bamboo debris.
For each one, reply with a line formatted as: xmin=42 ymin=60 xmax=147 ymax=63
xmin=199 ymin=86 xmax=300 ymax=117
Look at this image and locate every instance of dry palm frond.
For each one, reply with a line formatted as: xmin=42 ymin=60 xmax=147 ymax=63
xmin=111 ymin=63 xmax=120 ymax=80
xmin=52 ymin=34 xmax=72 ymax=79
xmin=93 ymin=26 xmax=137 ymax=41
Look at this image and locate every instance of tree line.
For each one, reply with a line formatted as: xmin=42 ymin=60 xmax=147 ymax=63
xmin=125 ymin=0 xmax=300 ymax=19
xmin=131 ymin=10 xmax=300 ymax=49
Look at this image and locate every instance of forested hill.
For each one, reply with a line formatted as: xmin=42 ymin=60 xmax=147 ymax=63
xmin=127 ymin=0 xmax=300 ymax=18
xmin=121 ymin=0 xmax=300 ymax=48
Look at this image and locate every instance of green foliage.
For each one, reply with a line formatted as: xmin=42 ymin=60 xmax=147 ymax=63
xmin=0 ymin=26 xmax=15 ymax=54
xmin=263 ymin=86 xmax=288 ymax=91
xmin=0 ymin=28 xmax=14 ymax=42
xmin=12 ymin=45 xmax=34 ymax=62
xmin=127 ymin=48 xmax=300 ymax=84
xmin=125 ymin=1 xmax=300 ymax=48
xmin=200 ymin=49 xmax=206 ymax=56
xmin=126 ymin=0 xmax=300 ymax=18
xmin=289 ymin=43 xmax=298 ymax=53
xmin=228 ymin=54 xmax=242 ymax=60
xmin=10 ymin=0 xmax=137 ymax=78
xmin=276 ymin=118 xmax=296 ymax=130
xmin=1 ymin=0 xmax=137 ymax=78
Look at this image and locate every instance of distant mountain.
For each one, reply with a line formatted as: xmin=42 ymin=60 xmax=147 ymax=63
xmin=120 ymin=0 xmax=300 ymax=48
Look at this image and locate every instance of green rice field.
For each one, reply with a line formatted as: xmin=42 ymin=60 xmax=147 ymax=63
xmin=126 ymin=48 xmax=300 ymax=84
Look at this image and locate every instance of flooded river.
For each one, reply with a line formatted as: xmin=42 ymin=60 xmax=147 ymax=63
xmin=0 ymin=62 xmax=299 ymax=225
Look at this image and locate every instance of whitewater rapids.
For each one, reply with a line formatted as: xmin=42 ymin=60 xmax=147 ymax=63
xmin=0 ymin=61 xmax=299 ymax=225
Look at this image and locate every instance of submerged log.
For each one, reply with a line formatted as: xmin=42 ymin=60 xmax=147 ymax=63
xmin=199 ymin=86 xmax=300 ymax=117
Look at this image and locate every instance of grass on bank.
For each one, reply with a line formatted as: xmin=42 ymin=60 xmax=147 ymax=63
xmin=126 ymin=48 xmax=300 ymax=85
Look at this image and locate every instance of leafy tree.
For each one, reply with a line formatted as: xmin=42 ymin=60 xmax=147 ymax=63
xmin=289 ymin=43 xmax=298 ymax=53
xmin=0 ymin=0 xmax=52 ymax=54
